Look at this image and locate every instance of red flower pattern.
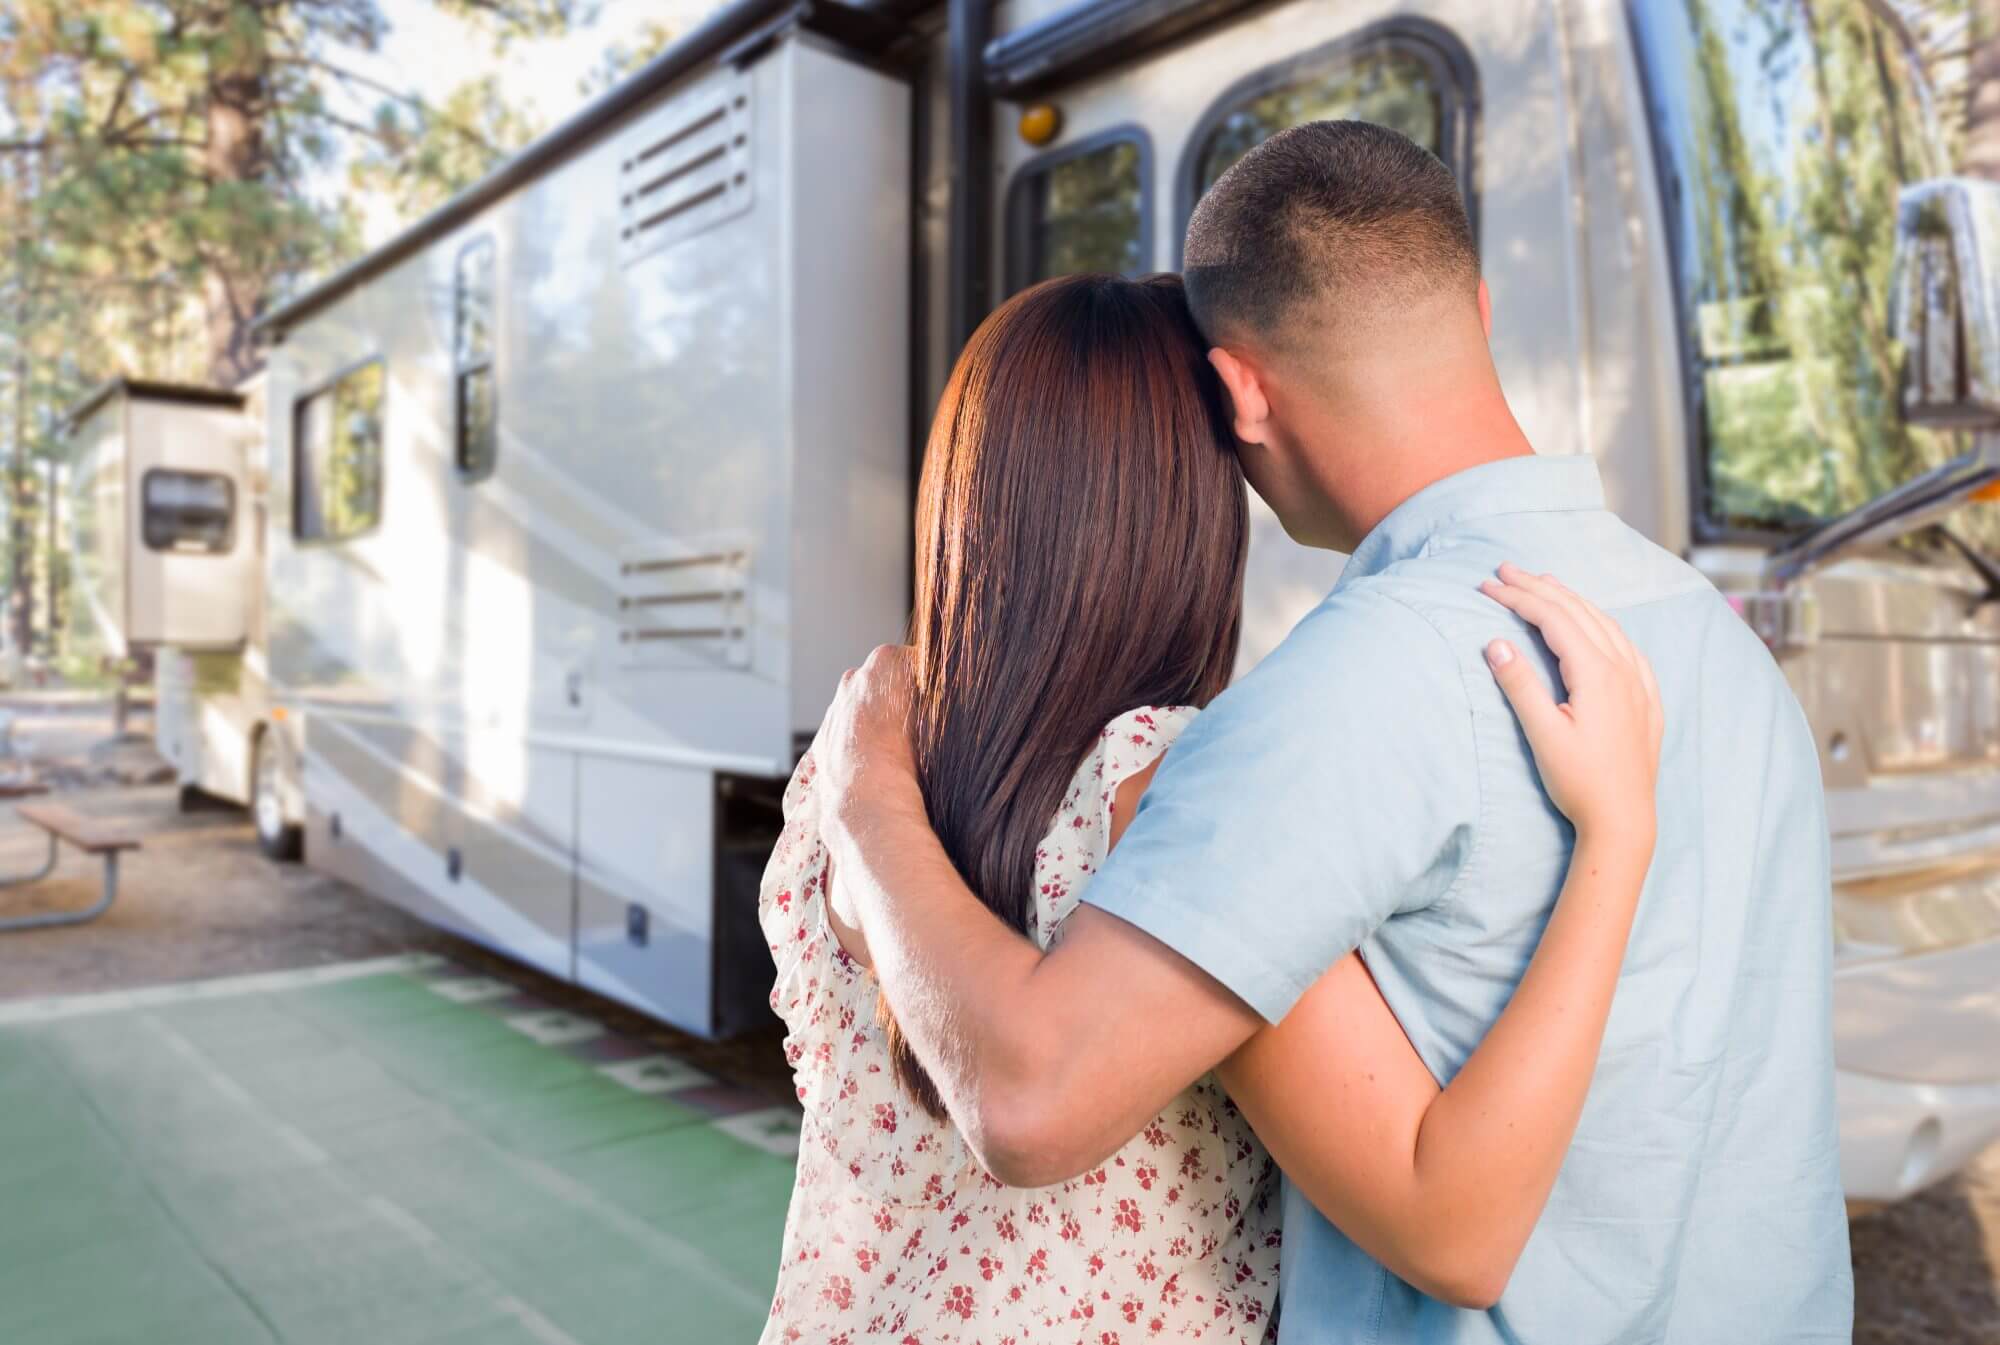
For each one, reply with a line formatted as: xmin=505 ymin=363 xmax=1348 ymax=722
xmin=756 ymin=707 xmax=1278 ymax=1343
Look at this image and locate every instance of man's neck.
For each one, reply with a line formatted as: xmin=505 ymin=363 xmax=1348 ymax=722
xmin=1330 ymin=410 xmax=1536 ymax=550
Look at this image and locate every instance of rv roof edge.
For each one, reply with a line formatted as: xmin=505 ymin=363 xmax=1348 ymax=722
xmin=982 ymin=0 xmax=1256 ymax=98
xmin=59 ymin=378 xmax=245 ymax=435
xmin=255 ymin=0 xmax=912 ymax=341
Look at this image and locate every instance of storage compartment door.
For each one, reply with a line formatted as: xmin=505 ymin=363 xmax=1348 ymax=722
xmin=573 ymin=756 xmax=723 ymax=1035
xmin=304 ymin=717 xmax=577 ymax=981
xmin=124 ymin=399 xmax=254 ymax=649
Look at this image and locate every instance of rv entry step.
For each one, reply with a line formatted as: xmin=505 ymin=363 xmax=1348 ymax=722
xmin=0 ymin=799 xmax=141 ymax=933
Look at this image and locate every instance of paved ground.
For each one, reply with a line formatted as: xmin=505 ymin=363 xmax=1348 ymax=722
xmin=0 ymin=693 xmax=1996 ymax=1340
xmin=0 ymin=958 xmax=798 ymax=1345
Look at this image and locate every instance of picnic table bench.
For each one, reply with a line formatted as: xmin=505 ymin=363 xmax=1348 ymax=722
xmin=0 ymin=787 xmax=142 ymax=932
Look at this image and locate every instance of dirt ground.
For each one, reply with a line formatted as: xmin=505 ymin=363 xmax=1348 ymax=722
xmin=0 ymin=693 xmax=1994 ymax=1340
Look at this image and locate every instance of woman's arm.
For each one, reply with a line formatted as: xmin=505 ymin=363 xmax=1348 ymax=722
xmin=1214 ymin=566 xmax=1663 ymax=1310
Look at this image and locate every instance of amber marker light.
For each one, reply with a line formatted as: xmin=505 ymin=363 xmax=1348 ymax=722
xmin=1018 ymin=103 xmax=1062 ymax=147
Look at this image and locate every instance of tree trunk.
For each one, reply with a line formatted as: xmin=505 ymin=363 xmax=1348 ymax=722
xmin=9 ymin=345 xmax=28 ymax=665
xmin=1967 ymin=2 xmax=2000 ymax=180
xmin=44 ymin=455 xmax=57 ymax=659
xmin=202 ymin=10 xmax=275 ymax=386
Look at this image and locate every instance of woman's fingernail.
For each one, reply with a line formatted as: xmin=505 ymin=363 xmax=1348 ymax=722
xmin=1486 ymin=640 xmax=1515 ymax=668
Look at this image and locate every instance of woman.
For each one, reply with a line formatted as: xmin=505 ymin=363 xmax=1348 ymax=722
xmin=757 ymin=274 xmax=1661 ymax=1341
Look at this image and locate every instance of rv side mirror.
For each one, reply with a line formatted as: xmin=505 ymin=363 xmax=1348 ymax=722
xmin=1894 ymin=177 xmax=2000 ymax=428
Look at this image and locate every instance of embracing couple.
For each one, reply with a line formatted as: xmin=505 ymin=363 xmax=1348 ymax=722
xmin=757 ymin=122 xmax=1853 ymax=1343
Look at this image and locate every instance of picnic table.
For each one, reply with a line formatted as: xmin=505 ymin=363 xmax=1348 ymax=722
xmin=0 ymin=778 xmax=142 ymax=932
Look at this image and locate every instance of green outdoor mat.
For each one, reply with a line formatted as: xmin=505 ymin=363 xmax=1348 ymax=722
xmin=0 ymin=956 xmax=797 ymax=1345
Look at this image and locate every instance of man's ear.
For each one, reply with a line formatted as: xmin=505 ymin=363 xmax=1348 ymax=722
xmin=1478 ymin=278 xmax=1493 ymax=340
xmin=1207 ymin=346 xmax=1274 ymax=446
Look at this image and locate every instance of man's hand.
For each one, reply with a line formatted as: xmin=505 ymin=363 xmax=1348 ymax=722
xmin=815 ymin=645 xmax=924 ymax=915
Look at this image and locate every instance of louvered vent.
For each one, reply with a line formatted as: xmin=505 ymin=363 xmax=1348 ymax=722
xmin=618 ymin=74 xmax=754 ymax=266
xmin=616 ymin=544 xmax=752 ymax=669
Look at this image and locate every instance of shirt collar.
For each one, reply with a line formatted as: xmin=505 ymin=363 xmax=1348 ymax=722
xmin=1337 ymin=453 xmax=1608 ymax=588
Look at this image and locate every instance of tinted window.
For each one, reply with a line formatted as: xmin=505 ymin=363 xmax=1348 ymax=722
xmin=1634 ymin=0 xmax=1991 ymax=540
xmin=1011 ymin=137 xmax=1147 ymax=287
xmin=295 ymin=361 xmax=385 ymax=542
xmin=1194 ymin=42 xmax=1450 ymax=196
xmin=454 ymin=235 xmax=497 ymax=480
xmin=142 ymin=470 xmax=234 ymax=554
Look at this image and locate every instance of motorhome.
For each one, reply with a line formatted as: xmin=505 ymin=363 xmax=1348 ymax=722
xmin=64 ymin=377 xmax=286 ymax=844
xmin=69 ymin=0 xmax=2000 ymax=1205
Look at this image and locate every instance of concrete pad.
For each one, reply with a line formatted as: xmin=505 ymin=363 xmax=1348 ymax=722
xmin=0 ymin=957 xmax=796 ymax=1344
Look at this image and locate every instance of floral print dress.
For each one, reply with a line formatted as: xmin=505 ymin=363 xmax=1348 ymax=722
xmin=758 ymin=706 xmax=1280 ymax=1344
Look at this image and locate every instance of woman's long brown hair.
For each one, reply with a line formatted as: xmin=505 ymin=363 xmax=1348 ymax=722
xmin=883 ymin=273 xmax=1249 ymax=1121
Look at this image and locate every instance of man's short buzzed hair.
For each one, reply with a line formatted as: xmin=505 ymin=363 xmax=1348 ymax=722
xmin=1183 ymin=120 xmax=1478 ymax=347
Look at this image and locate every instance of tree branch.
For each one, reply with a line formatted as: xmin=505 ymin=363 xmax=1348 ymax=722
xmin=284 ymin=54 xmax=505 ymax=156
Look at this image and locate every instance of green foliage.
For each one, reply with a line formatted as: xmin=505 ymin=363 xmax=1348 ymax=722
xmin=1 ymin=0 xmax=598 ymax=390
xmin=578 ymin=17 xmax=681 ymax=99
xmin=345 ymin=70 xmax=543 ymax=219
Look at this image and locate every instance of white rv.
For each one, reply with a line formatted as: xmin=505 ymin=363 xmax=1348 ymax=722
xmin=72 ymin=0 xmax=2000 ymax=1204
xmin=64 ymin=377 xmax=290 ymax=849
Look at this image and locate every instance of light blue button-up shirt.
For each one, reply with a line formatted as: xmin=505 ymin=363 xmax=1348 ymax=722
xmin=1086 ymin=454 xmax=1852 ymax=1343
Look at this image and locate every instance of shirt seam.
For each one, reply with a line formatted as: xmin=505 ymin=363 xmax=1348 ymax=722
xmin=1376 ymin=578 xmax=1485 ymax=921
xmin=1344 ymin=500 xmax=1606 ymax=585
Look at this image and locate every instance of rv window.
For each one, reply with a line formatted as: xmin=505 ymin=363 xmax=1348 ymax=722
xmin=454 ymin=235 xmax=497 ymax=481
xmin=294 ymin=361 xmax=385 ymax=543
xmin=141 ymin=470 xmax=235 ymax=554
xmin=1009 ymin=134 xmax=1148 ymax=288
xmin=1633 ymin=0 xmax=1994 ymax=543
xmin=1192 ymin=40 xmax=1451 ymax=199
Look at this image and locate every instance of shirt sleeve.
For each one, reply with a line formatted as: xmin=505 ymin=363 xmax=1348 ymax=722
xmin=1081 ymin=583 xmax=1479 ymax=1023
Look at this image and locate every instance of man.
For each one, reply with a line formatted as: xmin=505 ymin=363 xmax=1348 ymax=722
xmin=816 ymin=121 xmax=1851 ymax=1341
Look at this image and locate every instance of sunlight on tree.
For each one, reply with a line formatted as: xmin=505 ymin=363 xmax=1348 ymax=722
xmin=0 ymin=0 xmax=610 ymax=652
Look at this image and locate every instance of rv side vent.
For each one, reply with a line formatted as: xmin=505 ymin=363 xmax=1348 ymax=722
xmin=618 ymin=73 xmax=754 ymax=267
xmin=616 ymin=544 xmax=752 ymax=670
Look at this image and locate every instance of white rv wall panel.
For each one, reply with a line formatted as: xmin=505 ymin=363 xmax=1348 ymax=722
xmin=784 ymin=41 xmax=914 ymax=741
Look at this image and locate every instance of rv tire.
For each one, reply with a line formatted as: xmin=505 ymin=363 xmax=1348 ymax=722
xmin=253 ymin=730 xmax=303 ymax=863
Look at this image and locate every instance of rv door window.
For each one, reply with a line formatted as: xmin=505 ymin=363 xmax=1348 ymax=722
xmin=1008 ymin=133 xmax=1149 ymax=288
xmin=294 ymin=361 xmax=385 ymax=543
xmin=141 ymin=470 xmax=235 ymax=554
xmin=454 ymin=235 xmax=497 ymax=481
xmin=1191 ymin=35 xmax=1458 ymax=201
xmin=1633 ymin=0 xmax=1997 ymax=544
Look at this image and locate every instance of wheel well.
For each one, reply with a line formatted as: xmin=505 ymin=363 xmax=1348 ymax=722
xmin=247 ymin=721 xmax=267 ymax=791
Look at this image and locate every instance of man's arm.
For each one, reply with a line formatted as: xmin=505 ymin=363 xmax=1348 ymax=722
xmin=816 ymin=588 xmax=1475 ymax=1185
xmin=819 ymin=677 xmax=1261 ymax=1185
